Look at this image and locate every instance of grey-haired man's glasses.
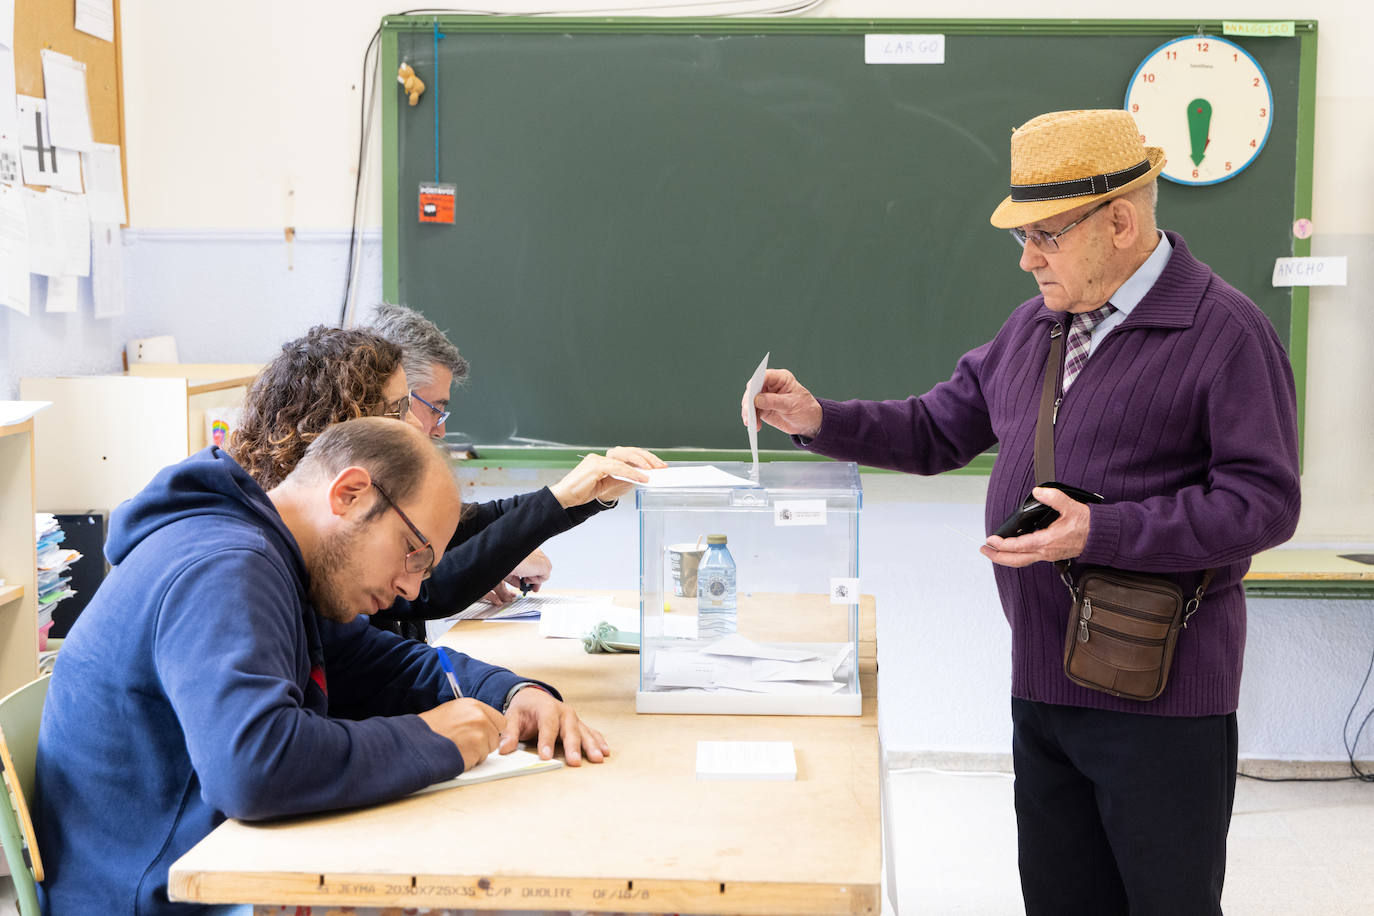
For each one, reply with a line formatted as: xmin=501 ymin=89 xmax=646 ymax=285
xmin=410 ymin=390 xmax=451 ymax=428
xmin=1009 ymin=200 xmax=1112 ymax=253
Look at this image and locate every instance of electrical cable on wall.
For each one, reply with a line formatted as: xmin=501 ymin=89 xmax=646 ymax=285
xmin=1239 ymin=638 xmax=1374 ymax=783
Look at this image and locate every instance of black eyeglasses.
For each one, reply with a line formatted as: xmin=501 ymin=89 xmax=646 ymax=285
xmin=410 ymin=390 xmax=451 ymax=428
xmin=370 ymin=482 xmax=435 ymax=579
xmin=1009 ymin=199 xmax=1112 ymax=252
xmin=380 ymin=395 xmax=411 ymax=422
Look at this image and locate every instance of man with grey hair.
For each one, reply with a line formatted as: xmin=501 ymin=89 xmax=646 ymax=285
xmin=371 ymin=300 xmax=470 ymax=437
xmin=37 ymin=418 xmax=611 ymax=915
xmin=368 ymin=303 xmax=663 ymax=640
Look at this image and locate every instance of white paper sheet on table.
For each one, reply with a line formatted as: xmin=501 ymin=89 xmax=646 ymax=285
xmin=619 ymin=465 xmax=759 ymax=489
xmin=40 ymin=50 xmax=95 ymax=152
xmin=411 ymin=747 xmax=562 ymax=797
xmin=700 ymin=633 xmax=820 ymax=662
xmin=744 ymin=351 xmax=769 ymax=478
xmin=538 ymin=602 xmax=638 ymax=639
xmin=696 ymin=741 xmax=796 ymax=781
xmin=449 ymin=591 xmax=609 ymax=623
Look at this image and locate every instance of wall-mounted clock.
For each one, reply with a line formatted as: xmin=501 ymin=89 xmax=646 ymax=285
xmin=1124 ymin=34 xmax=1273 ymax=185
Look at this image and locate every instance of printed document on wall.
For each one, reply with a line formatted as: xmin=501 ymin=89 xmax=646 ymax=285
xmin=44 ymin=274 xmax=78 ymax=313
xmin=0 ymin=184 xmax=30 ymax=315
xmin=17 ymin=96 xmax=82 ymax=191
xmin=40 ymin=50 xmax=94 ymax=152
xmin=54 ymin=190 xmax=91 ymax=277
xmin=75 ymin=0 xmax=115 ymax=43
xmin=91 ymin=222 xmax=124 ymax=318
xmin=82 ymin=143 xmax=125 ymax=223
xmin=22 ymin=187 xmax=62 ymax=277
xmin=0 ymin=48 xmax=20 ymax=185
xmin=0 ymin=0 xmax=14 ymax=49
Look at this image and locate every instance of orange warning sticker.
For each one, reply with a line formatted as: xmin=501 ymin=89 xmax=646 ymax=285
xmin=419 ymin=183 xmax=456 ymax=224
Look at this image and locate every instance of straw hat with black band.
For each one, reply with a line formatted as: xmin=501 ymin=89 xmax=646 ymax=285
xmin=989 ymin=109 xmax=1167 ymax=230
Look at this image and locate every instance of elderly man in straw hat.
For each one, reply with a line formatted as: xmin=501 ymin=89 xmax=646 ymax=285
xmin=745 ymin=109 xmax=1299 ymax=913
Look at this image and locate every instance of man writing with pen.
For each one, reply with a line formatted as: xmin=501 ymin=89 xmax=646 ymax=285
xmin=35 ymin=419 xmax=632 ymax=916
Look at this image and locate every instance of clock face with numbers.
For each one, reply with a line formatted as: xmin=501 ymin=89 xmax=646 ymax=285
xmin=1124 ymin=35 xmax=1273 ymax=186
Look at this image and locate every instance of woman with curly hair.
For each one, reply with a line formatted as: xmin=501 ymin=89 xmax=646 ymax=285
xmin=230 ymin=325 xmax=662 ymax=641
xmin=230 ymin=326 xmax=417 ymax=490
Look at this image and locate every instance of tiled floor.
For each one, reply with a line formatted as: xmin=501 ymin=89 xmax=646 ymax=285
xmin=6 ymin=767 xmax=1372 ymax=915
xmin=885 ymin=766 xmax=1374 ymax=915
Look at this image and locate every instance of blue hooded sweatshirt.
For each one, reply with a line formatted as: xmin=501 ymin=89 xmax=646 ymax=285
xmin=35 ymin=447 xmax=548 ymax=914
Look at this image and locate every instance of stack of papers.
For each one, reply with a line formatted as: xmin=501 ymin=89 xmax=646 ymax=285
xmin=648 ymin=634 xmax=854 ymax=696
xmin=35 ymin=513 xmax=81 ymax=629
xmin=445 ymin=591 xmax=612 ymax=623
xmin=696 ymin=740 xmax=797 ymax=781
xmin=411 ymin=746 xmax=563 ymax=797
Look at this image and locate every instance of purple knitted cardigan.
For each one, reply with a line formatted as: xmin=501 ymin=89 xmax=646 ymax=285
xmin=803 ymin=232 xmax=1300 ymax=716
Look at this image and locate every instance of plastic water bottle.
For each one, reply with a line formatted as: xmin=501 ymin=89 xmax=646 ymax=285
xmin=696 ymin=534 xmax=737 ymax=639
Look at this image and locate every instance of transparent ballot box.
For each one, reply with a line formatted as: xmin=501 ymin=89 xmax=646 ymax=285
xmin=637 ymin=461 xmax=862 ymax=715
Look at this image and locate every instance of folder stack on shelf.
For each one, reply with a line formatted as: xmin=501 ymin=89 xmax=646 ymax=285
xmin=35 ymin=513 xmax=82 ymax=637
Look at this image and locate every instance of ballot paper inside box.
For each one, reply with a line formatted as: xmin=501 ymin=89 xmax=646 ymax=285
xmin=636 ymin=460 xmax=862 ymax=715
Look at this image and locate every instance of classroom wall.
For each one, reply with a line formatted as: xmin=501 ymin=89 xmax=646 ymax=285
xmin=1 ymin=1 xmax=1370 ymax=762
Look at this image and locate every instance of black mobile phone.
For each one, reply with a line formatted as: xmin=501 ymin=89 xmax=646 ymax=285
xmin=992 ymin=481 xmax=1105 ymax=539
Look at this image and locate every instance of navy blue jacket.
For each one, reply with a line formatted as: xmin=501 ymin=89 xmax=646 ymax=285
xmin=34 ymin=448 xmax=543 ymax=914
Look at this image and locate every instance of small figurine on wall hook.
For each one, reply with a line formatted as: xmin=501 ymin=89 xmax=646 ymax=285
xmin=397 ymin=62 xmax=426 ymax=106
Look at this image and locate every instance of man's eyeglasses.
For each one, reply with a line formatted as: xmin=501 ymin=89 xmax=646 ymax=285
xmin=410 ymin=390 xmax=451 ymax=428
xmin=1009 ymin=199 xmax=1112 ymax=253
xmin=380 ymin=395 xmax=411 ymax=422
xmin=370 ymin=482 xmax=435 ymax=579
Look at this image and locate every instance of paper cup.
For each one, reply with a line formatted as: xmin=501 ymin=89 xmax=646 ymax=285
xmin=667 ymin=543 xmax=707 ymax=597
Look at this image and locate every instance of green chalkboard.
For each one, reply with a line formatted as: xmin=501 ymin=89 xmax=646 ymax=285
xmin=382 ymin=18 xmax=1315 ymax=451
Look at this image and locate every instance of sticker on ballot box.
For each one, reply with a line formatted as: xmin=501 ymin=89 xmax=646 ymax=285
xmin=774 ymin=499 xmax=827 ymax=526
xmin=418 ymin=183 xmax=456 ymax=224
xmin=830 ymin=578 xmax=860 ymax=604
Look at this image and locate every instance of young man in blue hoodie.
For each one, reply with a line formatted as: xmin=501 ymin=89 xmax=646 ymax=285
xmin=34 ymin=417 xmax=624 ymax=914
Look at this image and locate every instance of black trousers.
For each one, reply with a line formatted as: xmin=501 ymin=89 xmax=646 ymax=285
xmin=1012 ymin=698 xmax=1239 ymax=916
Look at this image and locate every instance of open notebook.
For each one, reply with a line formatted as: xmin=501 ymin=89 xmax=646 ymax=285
xmin=411 ymin=747 xmax=563 ymax=797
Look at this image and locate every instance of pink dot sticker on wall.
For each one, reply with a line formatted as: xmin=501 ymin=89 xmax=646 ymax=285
xmin=1293 ymin=218 xmax=1313 ymax=239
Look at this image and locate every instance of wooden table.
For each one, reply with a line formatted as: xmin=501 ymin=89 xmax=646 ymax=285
xmin=168 ymin=592 xmax=881 ymax=914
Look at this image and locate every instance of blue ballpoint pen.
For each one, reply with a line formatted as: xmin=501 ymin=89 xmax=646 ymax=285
xmin=435 ymin=647 xmax=464 ymax=699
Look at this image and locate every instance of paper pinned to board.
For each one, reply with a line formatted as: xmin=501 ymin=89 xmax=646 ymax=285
xmin=0 ymin=184 xmax=29 ymax=316
xmin=744 ymin=351 xmax=769 ymax=478
xmin=40 ymin=50 xmax=95 ymax=153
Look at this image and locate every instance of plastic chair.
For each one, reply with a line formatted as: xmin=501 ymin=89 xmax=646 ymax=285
xmin=0 ymin=675 xmax=52 ymax=916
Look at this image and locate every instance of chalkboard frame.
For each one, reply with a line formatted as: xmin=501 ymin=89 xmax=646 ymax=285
xmin=381 ymin=18 xmax=1316 ymax=468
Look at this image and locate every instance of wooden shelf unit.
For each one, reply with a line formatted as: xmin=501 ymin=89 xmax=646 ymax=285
xmin=0 ymin=420 xmax=40 ymax=698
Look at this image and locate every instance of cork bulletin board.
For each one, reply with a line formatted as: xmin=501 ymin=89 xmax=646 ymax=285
xmin=11 ymin=0 xmax=127 ymax=223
